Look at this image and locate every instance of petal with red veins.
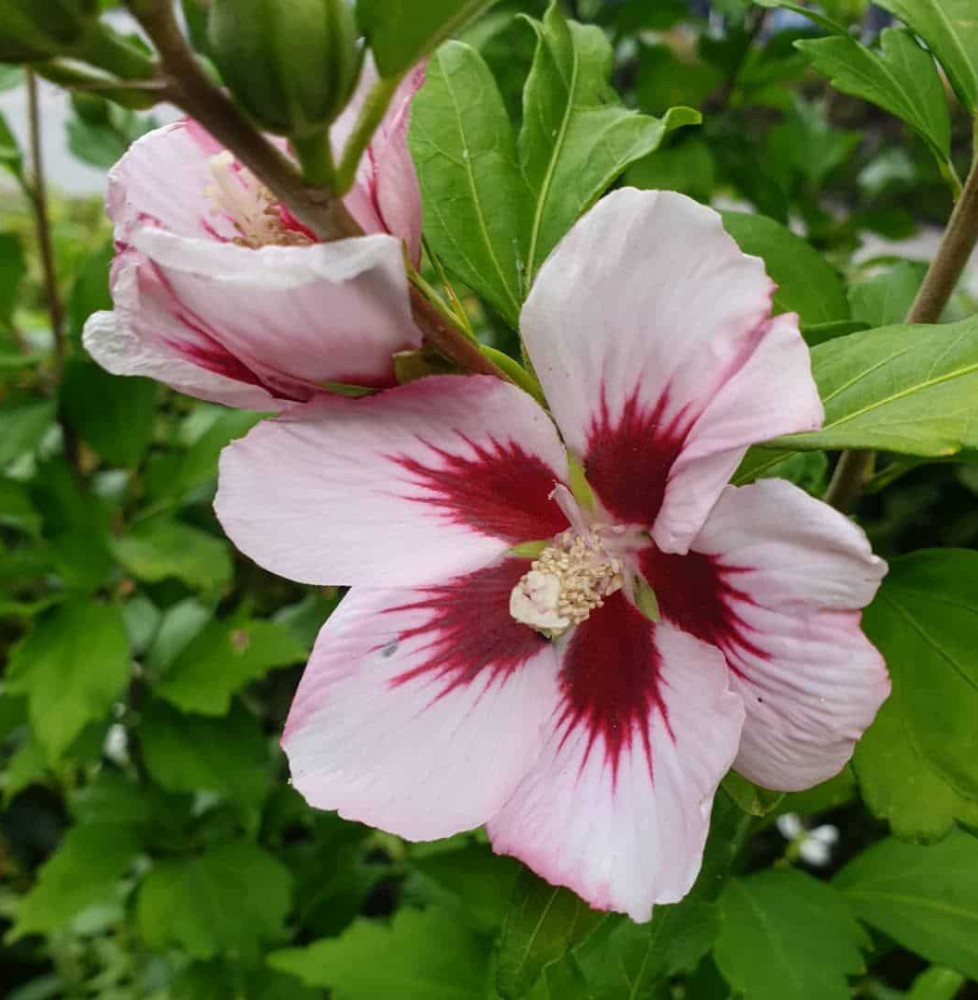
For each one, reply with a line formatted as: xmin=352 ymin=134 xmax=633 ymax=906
xmin=520 ymin=188 xmax=822 ymax=553
xmin=215 ymin=375 xmax=570 ymax=587
xmin=332 ymin=57 xmax=425 ymax=262
xmin=107 ymin=121 xmax=238 ymax=242
xmin=84 ymin=251 xmax=281 ymax=411
xmin=283 ymin=559 xmax=558 ymax=840
xmin=84 ymin=232 xmax=422 ymax=406
xmin=642 ymin=479 xmax=888 ymax=791
xmin=488 ymin=601 xmax=745 ymax=922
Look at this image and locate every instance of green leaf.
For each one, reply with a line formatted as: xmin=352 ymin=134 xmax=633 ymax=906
xmin=0 ymin=231 xmax=25 ymax=328
xmin=139 ymin=700 xmax=270 ymax=805
xmin=721 ymin=771 xmax=784 ymax=817
xmin=795 ymin=29 xmax=950 ymax=160
xmin=714 ymin=869 xmax=868 ymax=1000
xmin=9 ymin=823 xmax=140 ymax=940
xmin=411 ymin=843 xmax=522 ymax=932
xmin=854 ymin=677 xmax=978 ymax=842
xmin=137 ymin=840 xmax=292 ymax=959
xmin=66 ymin=240 xmax=113 ymax=343
xmin=848 ymin=260 xmax=927 ymax=328
xmin=520 ymin=2 xmax=698 ymax=283
xmin=0 ymin=109 xmax=24 ymax=182
xmin=6 ymin=601 xmax=131 ymax=761
xmin=0 ymin=476 xmax=41 ymax=536
xmin=861 ymin=551 xmax=978 ymax=800
xmin=113 ymin=518 xmax=233 ymax=591
xmin=907 ymin=967 xmax=967 ymax=1000
xmin=770 ymin=315 xmax=978 ymax=456
xmin=876 ymin=0 xmax=978 ymax=112
xmin=733 ymin=449 xmax=829 ymax=495
xmin=410 ymin=40 xmax=530 ymax=326
xmin=156 ymin=616 xmax=306 ymax=716
xmin=268 ymin=907 xmax=492 ymax=998
xmin=67 ymin=104 xmax=155 ymax=169
xmin=60 ymin=358 xmax=158 ymax=467
xmin=356 ymin=0 xmax=494 ymax=78
xmin=835 ymin=832 xmax=978 ymax=979
xmin=0 ymin=399 xmax=56 ymax=468
xmin=496 ymin=867 xmax=603 ymax=999
xmin=720 ymin=211 xmax=849 ymax=327
xmin=752 ymin=0 xmax=849 ymax=33
xmin=626 ymin=135 xmax=717 ymax=202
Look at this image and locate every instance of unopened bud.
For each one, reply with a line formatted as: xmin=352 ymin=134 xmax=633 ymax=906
xmin=209 ymin=0 xmax=361 ymax=137
xmin=0 ymin=0 xmax=98 ymax=63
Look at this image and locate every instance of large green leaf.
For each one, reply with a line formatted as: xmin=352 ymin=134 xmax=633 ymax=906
xmin=155 ymin=616 xmax=306 ymax=716
xmin=496 ymin=868 xmax=603 ymax=999
xmin=848 ymin=261 xmax=926 ymax=328
xmin=714 ymin=868 xmax=868 ymax=1000
xmin=835 ymin=832 xmax=978 ymax=979
xmin=268 ymin=907 xmax=492 ymax=998
xmin=356 ymin=0 xmax=495 ymax=78
xmin=876 ymin=0 xmax=978 ymax=112
xmin=519 ymin=2 xmax=697 ymax=283
xmin=795 ymin=29 xmax=950 ymax=160
xmin=137 ymin=840 xmax=292 ymax=959
xmin=61 ymin=358 xmax=159 ymax=467
xmin=410 ymin=40 xmax=530 ymax=325
xmin=10 ymin=823 xmax=141 ymax=939
xmin=720 ymin=211 xmax=849 ymax=327
xmin=0 ymin=231 xmax=25 ymax=329
xmin=112 ymin=519 xmax=233 ymax=592
xmin=139 ymin=700 xmax=270 ymax=806
xmin=770 ymin=316 xmax=978 ymax=455
xmin=6 ymin=601 xmax=131 ymax=760
xmin=861 ymin=551 xmax=978 ymax=799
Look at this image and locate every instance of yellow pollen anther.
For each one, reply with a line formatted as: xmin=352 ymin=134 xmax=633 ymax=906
xmin=509 ymin=532 xmax=624 ymax=638
xmin=205 ymin=152 xmax=313 ymax=249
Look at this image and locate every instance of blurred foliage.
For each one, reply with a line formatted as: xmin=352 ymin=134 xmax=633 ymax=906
xmin=1 ymin=1 xmax=978 ymax=999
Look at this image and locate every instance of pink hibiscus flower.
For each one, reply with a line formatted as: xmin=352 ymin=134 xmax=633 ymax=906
xmin=214 ymin=189 xmax=889 ymax=921
xmin=82 ymin=60 xmax=426 ymax=409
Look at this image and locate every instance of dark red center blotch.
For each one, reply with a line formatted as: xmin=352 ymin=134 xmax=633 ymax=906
xmin=584 ymin=387 xmax=692 ymax=528
xmin=557 ymin=590 xmax=671 ymax=783
xmin=394 ymin=435 xmax=569 ymax=544
xmin=640 ymin=547 xmax=765 ymax=669
xmin=387 ymin=559 xmax=548 ymax=698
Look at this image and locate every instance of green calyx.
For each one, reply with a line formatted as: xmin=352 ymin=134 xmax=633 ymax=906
xmin=0 ymin=0 xmax=99 ymax=63
xmin=209 ymin=0 xmax=363 ymax=141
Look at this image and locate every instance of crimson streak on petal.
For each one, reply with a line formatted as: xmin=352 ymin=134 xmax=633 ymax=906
xmin=388 ymin=559 xmax=549 ymax=697
xmin=640 ymin=548 xmax=766 ymax=668
xmin=394 ymin=435 xmax=569 ymax=543
xmin=557 ymin=591 xmax=671 ymax=783
xmin=584 ymin=388 xmax=691 ymax=527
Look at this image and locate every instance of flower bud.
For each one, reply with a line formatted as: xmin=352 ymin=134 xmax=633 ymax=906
xmin=209 ymin=0 xmax=361 ymax=137
xmin=0 ymin=0 xmax=98 ymax=63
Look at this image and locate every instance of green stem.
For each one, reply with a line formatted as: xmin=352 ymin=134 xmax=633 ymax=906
xmin=79 ymin=22 xmax=157 ymax=80
xmin=292 ymin=132 xmax=335 ymax=188
xmin=334 ymin=74 xmax=400 ymax=195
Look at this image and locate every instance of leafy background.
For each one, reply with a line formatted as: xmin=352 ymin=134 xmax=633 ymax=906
xmin=2 ymin=0 xmax=978 ymax=998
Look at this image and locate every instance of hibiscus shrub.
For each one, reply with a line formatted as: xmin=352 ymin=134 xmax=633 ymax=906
xmin=2 ymin=0 xmax=978 ymax=998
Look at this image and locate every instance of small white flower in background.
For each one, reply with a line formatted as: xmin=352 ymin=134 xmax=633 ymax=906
xmin=777 ymin=812 xmax=840 ymax=868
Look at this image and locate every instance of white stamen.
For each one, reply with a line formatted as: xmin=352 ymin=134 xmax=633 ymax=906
xmin=205 ymin=152 xmax=312 ymax=249
xmin=510 ymin=531 xmax=624 ymax=638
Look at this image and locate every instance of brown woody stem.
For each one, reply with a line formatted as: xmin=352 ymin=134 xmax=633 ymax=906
xmin=125 ymin=0 xmax=507 ymax=381
xmin=826 ymin=150 xmax=978 ymax=512
xmin=26 ymin=70 xmax=81 ymax=472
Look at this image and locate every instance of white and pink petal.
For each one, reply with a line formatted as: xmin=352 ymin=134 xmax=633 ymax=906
xmin=641 ymin=479 xmax=888 ymax=792
xmin=84 ymin=231 xmax=422 ymax=407
xmin=283 ymin=560 xmax=559 ymax=839
xmin=520 ymin=188 xmax=822 ymax=553
xmin=488 ymin=598 xmax=745 ymax=922
xmin=215 ymin=375 xmax=570 ymax=587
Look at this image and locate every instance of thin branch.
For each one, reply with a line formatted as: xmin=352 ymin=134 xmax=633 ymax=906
xmin=26 ymin=70 xmax=81 ymax=472
xmin=26 ymin=71 xmax=65 ymax=373
xmin=125 ymin=0 xmax=507 ymax=381
xmin=826 ymin=150 xmax=978 ymax=512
